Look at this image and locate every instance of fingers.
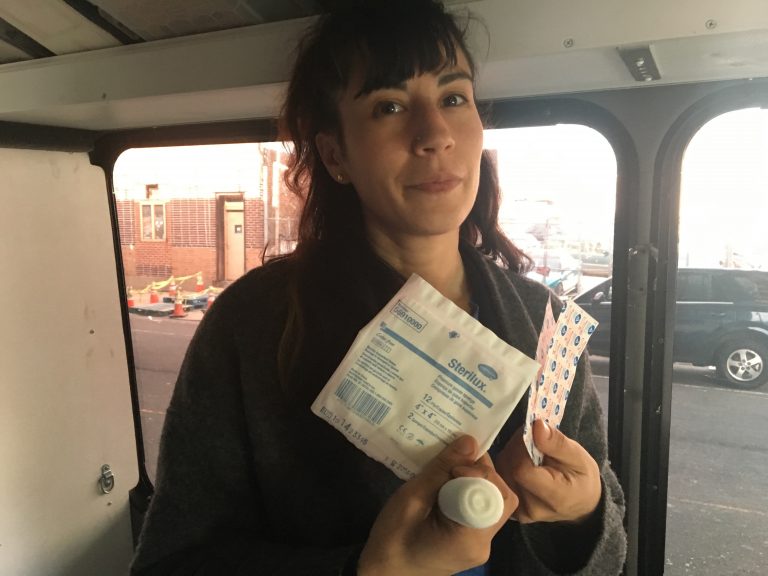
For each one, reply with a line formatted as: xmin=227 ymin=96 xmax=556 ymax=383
xmin=531 ymin=419 xmax=589 ymax=471
xmin=511 ymin=488 xmax=558 ymax=523
xmin=496 ymin=423 xmax=602 ymax=524
xmin=431 ymin=434 xmax=478 ymax=475
xmin=450 ymin=450 xmax=519 ymax=529
xmin=405 ymin=435 xmax=522 ymax=529
xmin=359 ymin=435 xmax=517 ymax=575
xmin=405 ymin=435 xmax=479 ymax=500
xmin=451 ymin=450 xmax=493 ymax=479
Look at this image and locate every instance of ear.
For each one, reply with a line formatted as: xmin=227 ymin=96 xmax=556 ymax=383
xmin=315 ymin=132 xmax=348 ymax=184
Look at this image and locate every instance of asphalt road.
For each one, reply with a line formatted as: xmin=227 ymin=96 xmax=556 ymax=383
xmin=129 ymin=313 xmax=767 ymax=575
xmin=588 ymin=356 xmax=768 ymax=575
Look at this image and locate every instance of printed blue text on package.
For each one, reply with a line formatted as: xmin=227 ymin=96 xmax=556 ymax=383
xmin=448 ymin=358 xmax=489 ymax=392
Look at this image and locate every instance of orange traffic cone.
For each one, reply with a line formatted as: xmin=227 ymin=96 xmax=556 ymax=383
xmin=127 ymin=292 xmax=135 ymax=308
xmin=195 ymin=273 xmax=204 ymax=293
xmin=169 ymin=279 xmax=177 ymax=298
xmin=205 ymin=292 xmax=216 ymax=312
xmin=149 ymin=289 xmax=159 ymax=304
xmin=170 ymin=291 xmax=187 ymax=318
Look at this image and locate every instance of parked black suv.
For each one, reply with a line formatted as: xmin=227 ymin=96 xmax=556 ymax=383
xmin=575 ymin=268 xmax=768 ymax=389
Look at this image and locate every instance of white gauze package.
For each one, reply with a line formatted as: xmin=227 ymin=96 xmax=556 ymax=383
xmin=311 ymin=273 xmax=540 ymax=480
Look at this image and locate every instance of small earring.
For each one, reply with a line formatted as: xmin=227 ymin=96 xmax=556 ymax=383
xmin=336 ymin=174 xmax=344 ymax=182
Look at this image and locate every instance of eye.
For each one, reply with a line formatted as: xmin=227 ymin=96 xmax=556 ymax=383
xmin=443 ymin=93 xmax=468 ymax=107
xmin=374 ymin=101 xmax=405 ymax=116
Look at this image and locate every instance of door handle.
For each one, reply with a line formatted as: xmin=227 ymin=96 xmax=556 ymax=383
xmin=99 ymin=464 xmax=115 ymax=494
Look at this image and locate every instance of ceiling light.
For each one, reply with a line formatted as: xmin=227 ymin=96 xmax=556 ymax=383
xmin=618 ymin=44 xmax=662 ymax=82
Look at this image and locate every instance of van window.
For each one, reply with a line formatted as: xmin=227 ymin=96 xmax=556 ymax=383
xmin=114 ymin=143 xmax=294 ymax=481
xmin=669 ymin=107 xmax=768 ymax=574
xmin=114 ymin=127 xmax=618 ymax=483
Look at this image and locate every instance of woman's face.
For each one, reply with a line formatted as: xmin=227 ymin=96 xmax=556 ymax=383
xmin=319 ymin=49 xmax=484 ymax=246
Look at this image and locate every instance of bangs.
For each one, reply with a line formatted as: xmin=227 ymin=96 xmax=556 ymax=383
xmin=354 ymin=24 xmax=464 ymax=96
xmin=324 ymin=1 xmax=472 ymax=97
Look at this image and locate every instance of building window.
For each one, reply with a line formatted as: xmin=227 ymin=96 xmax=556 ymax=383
xmin=141 ymin=202 xmax=166 ymax=241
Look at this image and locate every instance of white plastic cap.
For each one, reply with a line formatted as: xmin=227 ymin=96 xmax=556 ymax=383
xmin=437 ymin=477 xmax=504 ymax=529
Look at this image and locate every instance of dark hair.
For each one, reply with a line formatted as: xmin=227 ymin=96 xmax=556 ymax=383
xmin=276 ymin=0 xmax=531 ymax=391
xmin=280 ymin=0 xmax=530 ymax=271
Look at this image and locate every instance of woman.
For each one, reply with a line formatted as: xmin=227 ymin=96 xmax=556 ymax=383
xmin=131 ymin=1 xmax=627 ymax=574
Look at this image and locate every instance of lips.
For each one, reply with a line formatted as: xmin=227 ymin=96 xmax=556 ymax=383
xmin=408 ymin=175 xmax=462 ymax=193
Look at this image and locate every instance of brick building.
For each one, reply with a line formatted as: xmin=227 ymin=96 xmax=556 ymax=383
xmin=113 ymin=142 xmax=300 ymax=292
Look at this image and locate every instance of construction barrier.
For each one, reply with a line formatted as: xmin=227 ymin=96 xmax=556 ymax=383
xmin=132 ymin=272 xmax=209 ymax=299
xmin=127 ymin=273 xmax=225 ymax=317
xmin=169 ymin=291 xmax=187 ymax=318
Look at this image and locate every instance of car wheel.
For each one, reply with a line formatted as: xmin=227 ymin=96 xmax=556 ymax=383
xmin=715 ymin=337 xmax=768 ymax=389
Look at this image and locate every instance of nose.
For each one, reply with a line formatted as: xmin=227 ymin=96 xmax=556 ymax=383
xmin=412 ymin=105 xmax=454 ymax=154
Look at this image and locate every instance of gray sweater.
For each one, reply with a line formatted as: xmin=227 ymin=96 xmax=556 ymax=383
xmin=131 ymin=243 xmax=627 ymax=575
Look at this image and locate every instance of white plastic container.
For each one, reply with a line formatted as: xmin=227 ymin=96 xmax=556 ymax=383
xmin=437 ymin=477 xmax=504 ymax=529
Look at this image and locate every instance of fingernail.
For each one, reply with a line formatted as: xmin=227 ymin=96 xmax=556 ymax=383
xmin=541 ymin=420 xmax=552 ymax=438
xmin=453 ymin=435 xmax=475 ymax=455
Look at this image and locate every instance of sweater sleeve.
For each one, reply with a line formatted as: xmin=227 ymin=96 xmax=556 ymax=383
xmin=129 ymin=294 xmax=358 ymax=576
xmin=516 ymin=354 xmax=627 ymax=576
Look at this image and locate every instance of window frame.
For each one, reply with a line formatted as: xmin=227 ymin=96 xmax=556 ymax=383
xmin=88 ymin=80 xmax=768 ymax=571
xmin=642 ymin=80 xmax=768 ymax=576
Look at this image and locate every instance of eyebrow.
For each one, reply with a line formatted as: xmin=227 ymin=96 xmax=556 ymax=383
xmin=437 ymin=70 xmax=474 ymax=86
xmin=353 ymin=69 xmax=474 ymax=99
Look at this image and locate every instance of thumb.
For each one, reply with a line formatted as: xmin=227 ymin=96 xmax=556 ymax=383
xmin=531 ymin=419 xmax=584 ymax=470
xmin=414 ymin=435 xmax=479 ymax=496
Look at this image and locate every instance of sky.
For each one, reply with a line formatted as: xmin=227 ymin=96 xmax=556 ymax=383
xmin=679 ymin=108 xmax=768 ymax=268
xmin=484 ymin=124 xmax=617 ymax=247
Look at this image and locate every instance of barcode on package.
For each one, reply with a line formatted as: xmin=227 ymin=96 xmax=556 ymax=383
xmin=334 ymin=378 xmax=390 ymax=425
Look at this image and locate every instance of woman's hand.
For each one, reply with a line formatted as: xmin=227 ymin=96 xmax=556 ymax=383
xmin=357 ymin=435 xmax=518 ymax=576
xmin=495 ymin=420 xmax=602 ymax=524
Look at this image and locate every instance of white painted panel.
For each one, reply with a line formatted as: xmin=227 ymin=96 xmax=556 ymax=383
xmin=0 ymin=0 xmax=120 ymax=54
xmin=470 ymin=0 xmax=768 ymax=57
xmin=477 ymin=29 xmax=768 ymax=101
xmin=0 ymin=0 xmax=766 ymax=128
xmin=0 ymin=83 xmax=286 ymax=130
xmin=0 ymin=39 xmax=33 ymax=65
xmin=0 ymin=149 xmax=137 ymax=576
xmin=0 ymin=18 xmax=305 ymax=113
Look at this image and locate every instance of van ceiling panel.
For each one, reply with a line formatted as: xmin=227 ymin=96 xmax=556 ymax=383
xmin=0 ymin=0 xmax=767 ymax=129
xmin=0 ymin=0 xmax=120 ymax=54
xmin=0 ymin=38 xmax=35 ymax=65
xmin=478 ymin=30 xmax=768 ymax=101
xmin=90 ymin=0 xmax=322 ymax=41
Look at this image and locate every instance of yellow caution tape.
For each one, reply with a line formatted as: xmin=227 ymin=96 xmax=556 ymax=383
xmin=133 ymin=272 xmax=205 ymax=294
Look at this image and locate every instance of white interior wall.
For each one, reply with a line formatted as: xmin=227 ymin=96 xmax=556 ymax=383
xmin=0 ymin=148 xmax=137 ymax=576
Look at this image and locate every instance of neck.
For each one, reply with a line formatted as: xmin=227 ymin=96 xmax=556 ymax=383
xmin=366 ymin=230 xmax=471 ymax=312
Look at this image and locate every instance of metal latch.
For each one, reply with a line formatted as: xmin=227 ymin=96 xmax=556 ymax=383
xmin=628 ymin=243 xmax=659 ymax=294
xmin=99 ymin=464 xmax=115 ymax=494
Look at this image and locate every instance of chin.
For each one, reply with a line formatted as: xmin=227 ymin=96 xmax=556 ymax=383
xmin=405 ymin=219 xmax=468 ymax=238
